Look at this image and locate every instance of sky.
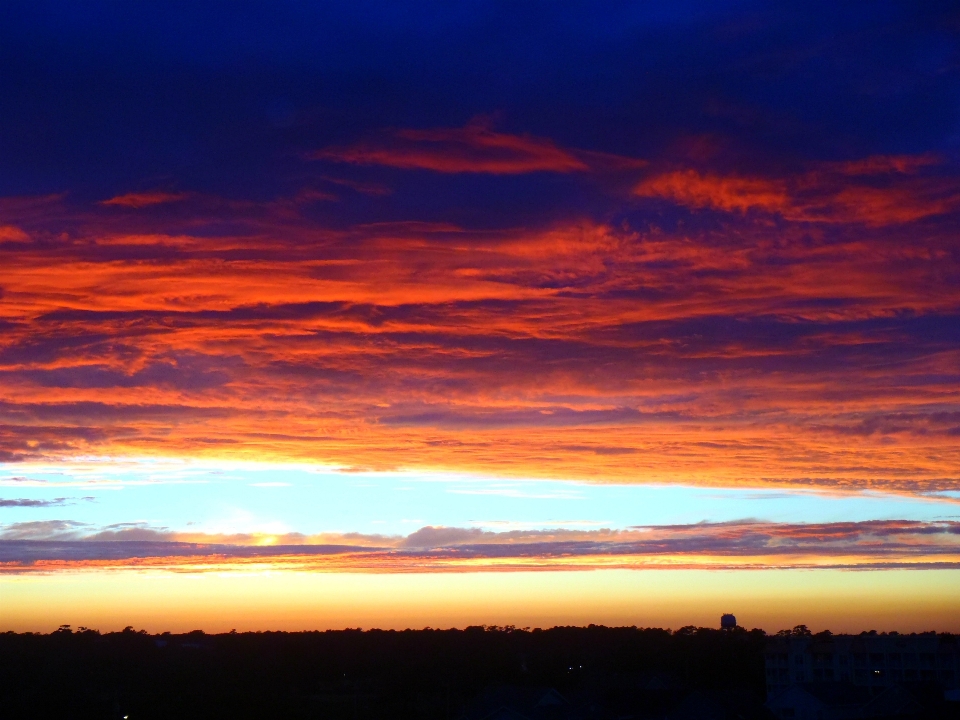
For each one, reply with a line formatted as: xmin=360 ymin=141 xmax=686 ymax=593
xmin=1 ymin=1 xmax=959 ymax=633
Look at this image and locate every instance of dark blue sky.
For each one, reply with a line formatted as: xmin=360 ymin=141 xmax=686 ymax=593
xmin=2 ymin=1 xmax=957 ymax=213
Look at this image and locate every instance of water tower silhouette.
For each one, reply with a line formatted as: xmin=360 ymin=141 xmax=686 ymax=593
xmin=720 ymin=613 xmax=737 ymax=629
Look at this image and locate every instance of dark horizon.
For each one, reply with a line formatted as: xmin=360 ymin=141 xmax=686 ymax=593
xmin=7 ymin=623 xmax=959 ymax=637
xmin=2 ymin=0 xmax=959 ymax=648
xmin=4 ymin=624 xmax=958 ymax=719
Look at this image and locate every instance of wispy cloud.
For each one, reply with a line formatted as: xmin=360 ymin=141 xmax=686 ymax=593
xmin=447 ymin=485 xmax=583 ymax=500
xmin=99 ymin=191 xmax=190 ymax=208
xmin=0 ymin=497 xmax=71 ymax=508
xmin=635 ymin=155 xmax=960 ymax=226
xmin=0 ymin=519 xmax=90 ymax=540
xmin=0 ymin=149 xmax=957 ymax=495
xmin=2 ymin=520 xmax=958 ymax=573
xmin=313 ymin=121 xmax=591 ymax=174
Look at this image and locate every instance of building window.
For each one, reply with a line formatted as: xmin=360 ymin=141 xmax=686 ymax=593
xmin=854 ymin=654 xmax=867 ymax=667
xmin=795 ymin=655 xmax=804 ymax=665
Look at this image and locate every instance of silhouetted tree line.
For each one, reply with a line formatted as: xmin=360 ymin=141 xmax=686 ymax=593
xmin=7 ymin=625 xmax=954 ymax=719
xmin=0 ymin=624 xmax=773 ymax=720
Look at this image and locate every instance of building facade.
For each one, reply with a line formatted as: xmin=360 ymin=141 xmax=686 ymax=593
xmin=765 ymin=633 xmax=958 ymax=698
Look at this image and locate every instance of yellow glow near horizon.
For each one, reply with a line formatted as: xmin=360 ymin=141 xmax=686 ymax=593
xmin=3 ymin=568 xmax=958 ymax=634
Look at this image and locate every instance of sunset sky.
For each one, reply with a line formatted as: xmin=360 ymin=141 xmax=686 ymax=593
xmin=1 ymin=1 xmax=959 ymax=633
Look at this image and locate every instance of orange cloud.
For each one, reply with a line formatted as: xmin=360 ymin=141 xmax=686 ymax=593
xmin=313 ymin=122 xmax=591 ymax=174
xmin=3 ymin=520 xmax=959 ymax=574
xmin=0 ymin=225 xmax=30 ymax=242
xmin=634 ymin=171 xmax=791 ymax=214
xmin=100 ymin=191 xmax=190 ymax=208
xmin=635 ymin=154 xmax=960 ymax=226
xmin=0 ymin=183 xmax=958 ymax=493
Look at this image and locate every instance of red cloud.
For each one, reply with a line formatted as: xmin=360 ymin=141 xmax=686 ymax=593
xmin=634 ymin=171 xmax=791 ymax=214
xmin=100 ymin=191 xmax=190 ymax=208
xmin=313 ymin=122 xmax=590 ymax=174
xmin=1 ymin=164 xmax=959 ymax=495
xmin=635 ymin=154 xmax=960 ymax=226
xmin=830 ymin=153 xmax=940 ymax=176
xmin=0 ymin=225 xmax=30 ymax=242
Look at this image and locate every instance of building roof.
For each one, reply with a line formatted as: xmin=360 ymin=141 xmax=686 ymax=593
xmin=460 ymin=686 xmax=572 ymax=720
xmin=665 ymin=691 xmax=728 ymax=720
xmin=859 ymin=685 xmax=923 ymax=718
